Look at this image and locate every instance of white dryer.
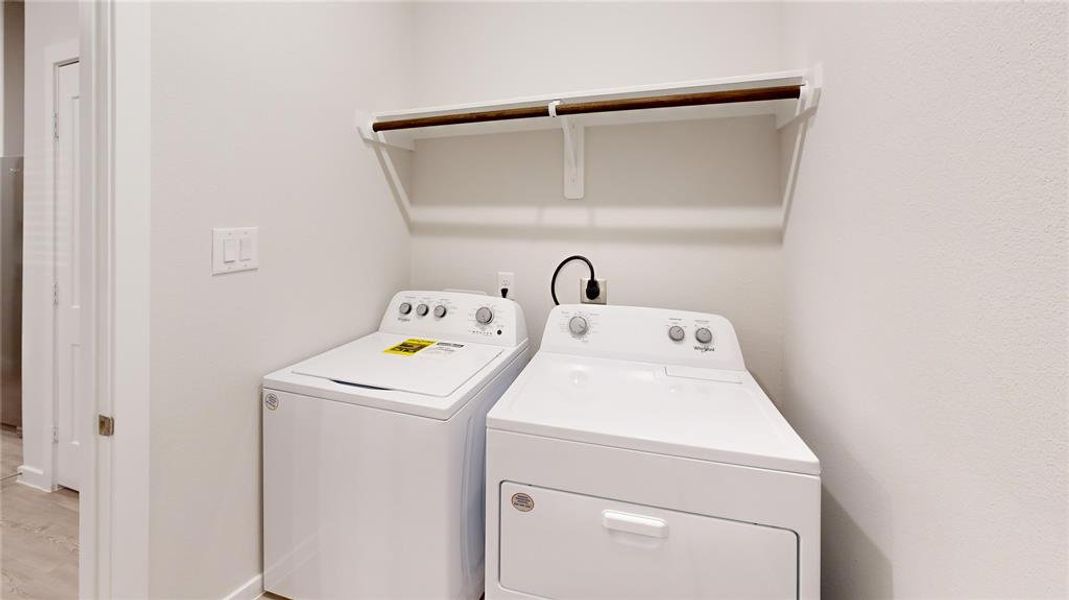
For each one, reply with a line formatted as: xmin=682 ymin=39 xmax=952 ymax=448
xmin=485 ymin=304 xmax=820 ymax=600
xmin=263 ymin=290 xmax=529 ymax=600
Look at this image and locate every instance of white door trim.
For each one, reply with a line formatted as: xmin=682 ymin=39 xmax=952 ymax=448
xmin=78 ymin=6 xmax=105 ymax=596
xmin=80 ymin=1 xmax=152 ymax=597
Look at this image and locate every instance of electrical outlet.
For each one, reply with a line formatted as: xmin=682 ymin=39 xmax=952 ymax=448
xmin=497 ymin=271 xmax=515 ymax=299
xmin=580 ymin=278 xmax=607 ymax=304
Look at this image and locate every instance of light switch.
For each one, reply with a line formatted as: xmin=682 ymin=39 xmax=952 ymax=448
xmin=212 ymin=227 xmax=259 ymax=275
xmin=239 ymin=237 xmax=253 ymax=261
xmin=223 ymin=239 xmax=239 ymax=263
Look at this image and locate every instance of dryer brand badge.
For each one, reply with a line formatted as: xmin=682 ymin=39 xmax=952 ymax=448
xmin=511 ymin=492 xmax=535 ymax=512
xmin=264 ymin=393 xmax=279 ymax=411
xmin=383 ymin=338 xmax=437 ymax=356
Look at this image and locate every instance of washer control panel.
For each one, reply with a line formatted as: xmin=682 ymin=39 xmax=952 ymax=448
xmin=381 ymin=290 xmax=528 ymax=347
xmin=543 ymin=304 xmax=745 ymax=370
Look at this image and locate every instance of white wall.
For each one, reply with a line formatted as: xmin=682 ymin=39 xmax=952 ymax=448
xmin=147 ymin=2 xmax=412 ymax=597
xmin=780 ymin=3 xmax=1068 ymax=598
xmin=18 ymin=0 xmax=77 ymax=490
xmin=408 ymin=2 xmax=788 ymax=397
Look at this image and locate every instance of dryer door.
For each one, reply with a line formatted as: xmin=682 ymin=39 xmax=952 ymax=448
xmin=499 ymin=483 xmax=798 ymax=599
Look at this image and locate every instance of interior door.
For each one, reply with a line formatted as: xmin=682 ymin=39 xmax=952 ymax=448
xmin=54 ymin=60 xmax=81 ymax=491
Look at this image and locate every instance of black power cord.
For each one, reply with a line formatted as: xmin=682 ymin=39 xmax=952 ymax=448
xmin=551 ymin=255 xmax=600 ymax=305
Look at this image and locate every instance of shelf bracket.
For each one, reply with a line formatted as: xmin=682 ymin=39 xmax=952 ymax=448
xmin=776 ymin=64 xmax=822 ymax=131
xmin=354 ymin=109 xmax=414 ymax=226
xmin=779 ymin=63 xmax=823 ymax=231
xmin=355 ymin=109 xmax=415 ymax=151
xmin=551 ymin=101 xmax=585 ymax=199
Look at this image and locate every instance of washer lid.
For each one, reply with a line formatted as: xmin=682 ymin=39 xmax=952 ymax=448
xmin=487 ymin=352 xmax=820 ymax=475
xmin=293 ymin=332 xmax=503 ymax=398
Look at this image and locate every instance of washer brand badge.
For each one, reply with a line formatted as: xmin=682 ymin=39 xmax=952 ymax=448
xmin=264 ymin=393 xmax=279 ymax=411
xmin=511 ymin=492 xmax=535 ymax=512
xmin=383 ymin=338 xmax=437 ymax=356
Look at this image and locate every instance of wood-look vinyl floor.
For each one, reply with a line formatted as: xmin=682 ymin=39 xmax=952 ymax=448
xmin=2 ymin=427 xmax=20 ymax=480
xmin=1 ymin=427 xmax=79 ymax=599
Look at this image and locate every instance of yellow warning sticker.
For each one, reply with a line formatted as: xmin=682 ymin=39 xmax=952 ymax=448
xmin=384 ymin=338 xmax=437 ymax=356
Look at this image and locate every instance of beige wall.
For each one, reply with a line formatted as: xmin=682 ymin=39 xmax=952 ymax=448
xmin=780 ymin=3 xmax=1068 ymax=598
xmin=408 ymin=2 xmax=788 ymax=398
xmin=148 ymin=2 xmax=412 ymax=597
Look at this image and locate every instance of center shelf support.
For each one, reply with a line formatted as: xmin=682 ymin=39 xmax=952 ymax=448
xmin=551 ymin=101 xmax=585 ymax=199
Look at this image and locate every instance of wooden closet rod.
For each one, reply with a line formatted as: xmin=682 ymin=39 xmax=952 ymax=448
xmin=372 ymin=84 xmax=802 ymax=132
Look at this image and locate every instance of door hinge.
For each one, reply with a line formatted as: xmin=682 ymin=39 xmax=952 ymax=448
xmin=52 ymin=280 xmax=59 ymax=306
xmin=52 ymin=113 xmax=59 ymax=141
xmin=52 ymin=426 xmax=59 ymax=443
xmin=98 ymin=415 xmax=115 ymax=437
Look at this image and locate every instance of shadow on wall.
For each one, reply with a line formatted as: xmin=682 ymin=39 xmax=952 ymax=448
xmin=409 ymin=220 xmax=782 ymax=246
xmin=371 ymin=116 xmax=792 ymax=246
xmin=822 ymin=482 xmax=895 ymax=599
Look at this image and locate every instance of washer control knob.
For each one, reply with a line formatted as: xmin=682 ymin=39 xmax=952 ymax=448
xmin=399 ymin=302 xmax=412 ymax=315
xmin=568 ymin=316 xmax=589 ymax=336
xmin=415 ymin=303 xmax=429 ymax=317
xmin=695 ymin=327 xmax=713 ymax=345
xmin=668 ymin=325 xmax=685 ymax=342
xmin=475 ymin=306 xmax=494 ymax=324
xmin=433 ymin=305 xmax=447 ymax=318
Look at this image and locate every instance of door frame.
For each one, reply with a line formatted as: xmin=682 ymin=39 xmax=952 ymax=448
xmin=79 ymin=1 xmax=152 ymax=597
xmin=52 ymin=56 xmax=81 ymax=492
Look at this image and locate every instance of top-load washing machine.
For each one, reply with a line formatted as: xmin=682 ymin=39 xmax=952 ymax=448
xmin=485 ymin=304 xmax=820 ymax=600
xmin=263 ymin=290 xmax=528 ymax=600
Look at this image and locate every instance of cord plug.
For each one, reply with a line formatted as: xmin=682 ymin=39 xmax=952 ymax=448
xmin=500 ymin=287 xmax=509 ymax=298
xmin=584 ymin=278 xmax=600 ymax=301
xmin=550 ymin=255 xmax=600 ymax=306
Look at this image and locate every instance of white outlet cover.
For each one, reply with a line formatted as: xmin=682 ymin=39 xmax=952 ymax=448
xmin=498 ymin=271 xmax=515 ymax=294
xmin=212 ymin=227 xmax=259 ymax=275
xmin=580 ymin=278 xmax=607 ymax=304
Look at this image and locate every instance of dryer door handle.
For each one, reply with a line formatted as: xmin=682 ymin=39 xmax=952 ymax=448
xmin=601 ymin=510 xmax=668 ymax=539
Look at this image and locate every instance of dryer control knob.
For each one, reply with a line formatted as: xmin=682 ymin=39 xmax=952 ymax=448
xmin=416 ymin=303 xmax=429 ymax=317
xmin=398 ymin=302 xmax=412 ymax=315
xmin=433 ymin=305 xmax=447 ymax=318
xmin=476 ymin=306 xmax=494 ymax=324
xmin=668 ymin=325 xmax=685 ymax=342
xmin=695 ymin=327 xmax=713 ymax=345
xmin=568 ymin=316 xmax=589 ymax=336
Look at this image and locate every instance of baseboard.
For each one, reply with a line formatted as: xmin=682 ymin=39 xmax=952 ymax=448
xmin=16 ymin=464 xmax=52 ymax=492
xmin=222 ymin=574 xmax=263 ymax=600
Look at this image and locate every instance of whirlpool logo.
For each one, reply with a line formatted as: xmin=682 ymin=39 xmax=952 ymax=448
xmin=264 ymin=393 xmax=279 ymax=411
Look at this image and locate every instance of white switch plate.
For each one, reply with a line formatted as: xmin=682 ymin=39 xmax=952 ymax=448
xmin=212 ymin=227 xmax=259 ymax=275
